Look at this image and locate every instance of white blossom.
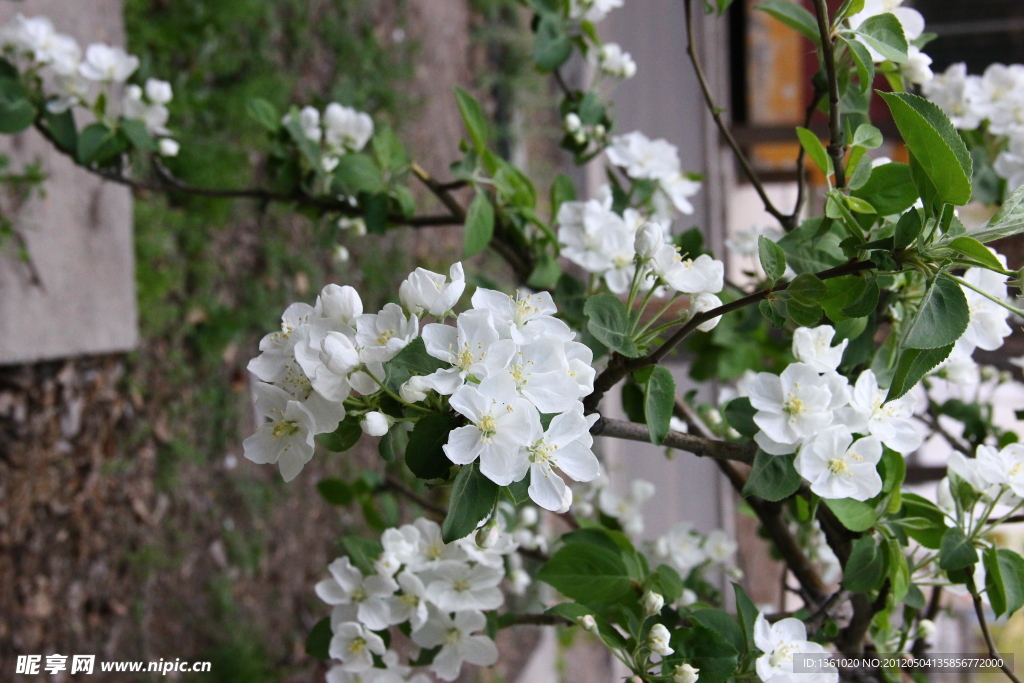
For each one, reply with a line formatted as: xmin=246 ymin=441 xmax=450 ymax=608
xmin=328 ymin=622 xmax=387 ymax=672
xmin=242 ymin=382 xmax=317 ymax=481
xmin=78 ymin=43 xmax=138 ymax=82
xmin=355 ymin=303 xmax=419 ymax=363
xmin=421 ymin=309 xmax=516 ymax=394
xmin=425 ymin=561 xmax=504 ymax=612
xmin=387 ymin=571 xmax=430 ymax=630
xmin=315 ymin=557 xmax=397 ymax=631
xmin=470 ymin=288 xmax=572 ymax=344
xmin=754 ymin=612 xmax=837 ymax=683
xmin=902 ymin=46 xmax=933 ymax=85
xmin=360 ymin=411 xmax=392 ymax=436
xmin=795 ymin=426 xmax=883 ymax=501
xmin=599 ymin=479 xmax=654 ymax=537
xmin=569 ymin=0 xmax=624 ymax=23
xmin=703 ymin=530 xmax=737 ymax=564
xmin=523 ymin=407 xmax=601 ymax=511
xmin=748 ymin=363 xmax=834 ymax=454
xmin=792 ymin=326 xmax=848 ymax=374
xmin=973 ymin=443 xmax=1024 ymax=497
xmin=651 ymin=249 xmax=724 ymax=295
xmin=596 ymin=42 xmax=636 ymax=79
xmin=323 ymin=102 xmax=374 ymax=153
xmin=958 ymin=258 xmax=1012 ymax=355
xmin=674 ymin=663 xmax=701 ymax=683
xmin=158 ymin=138 xmax=179 ymax=157
xmin=411 ymin=609 xmax=498 ymax=682
xmin=837 ymin=370 xmax=921 ymax=453
xmin=647 ymin=623 xmax=674 ymax=657
xmin=923 ymin=63 xmax=983 ymax=129
xmin=655 ymin=522 xmax=707 ymax=576
xmin=400 ymin=262 xmax=466 ymax=317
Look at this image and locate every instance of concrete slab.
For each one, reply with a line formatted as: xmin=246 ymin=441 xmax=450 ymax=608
xmin=0 ymin=0 xmax=136 ymax=365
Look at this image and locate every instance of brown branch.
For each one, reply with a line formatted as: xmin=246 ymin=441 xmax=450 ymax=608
xmin=592 ymin=417 xmax=756 ymax=464
xmin=967 ymin=574 xmax=1021 ymax=683
xmin=805 ymin=588 xmax=852 ymax=633
xmin=584 ymin=258 xmax=876 ymax=413
xmin=683 ymin=0 xmax=790 ymax=228
xmin=505 ymin=613 xmax=572 ymax=627
xmin=812 ymin=0 xmax=847 ymax=188
xmin=674 ymin=398 xmax=716 ymax=439
xmin=410 ymin=162 xmax=466 ymax=222
xmin=382 ymin=475 xmax=446 ymax=519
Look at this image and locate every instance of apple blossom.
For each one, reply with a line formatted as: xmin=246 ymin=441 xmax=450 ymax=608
xmin=795 ymin=426 xmax=883 ymax=501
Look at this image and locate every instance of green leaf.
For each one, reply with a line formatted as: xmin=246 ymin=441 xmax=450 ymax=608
xmin=938 ymin=526 xmax=978 ymax=572
xmin=843 ymin=535 xmax=887 ymax=593
xmin=733 ymin=583 xmax=760 ymax=654
xmin=538 ymin=542 xmax=632 ymax=604
xmin=879 ymin=91 xmax=972 ymax=206
xmin=544 ymin=603 xmax=627 ymax=649
xmin=971 ymin=185 xmax=1024 ymax=243
xmin=759 ymin=299 xmax=786 ymax=328
xmin=305 ymin=617 xmax=332 ymax=659
xmin=584 ymin=294 xmax=641 ymax=358
xmin=120 ymin=118 xmax=156 ymax=151
xmin=651 ymin=564 xmax=685 ymax=602
xmin=463 ymin=191 xmax=495 ymax=258
xmin=840 ymin=35 xmax=875 ymax=91
xmin=985 ymin=548 xmax=1024 ymax=617
xmin=454 ymin=87 xmax=489 ymax=152
xmin=852 ymin=124 xmax=883 ymax=149
xmin=757 ymin=0 xmax=821 ymax=43
xmin=0 ymin=77 xmax=35 ymax=134
xmin=742 ymin=450 xmax=801 ymax=502
xmin=43 ymin=108 xmax=77 ymax=154
xmin=784 ymin=297 xmax=824 ymax=327
xmin=643 ymin=367 xmax=675 ymax=446
xmin=842 ymin=280 xmax=879 ymax=319
xmin=824 ymin=498 xmax=878 ymax=532
xmin=334 ymin=153 xmax=384 ymax=194
xmin=405 ymin=413 xmax=456 ymax=480
xmin=390 ymin=337 xmax=448 ymax=376
xmin=341 ymin=535 xmax=383 ymax=575
xmin=885 ymin=344 xmax=953 ymax=402
xmin=691 ymin=609 xmax=746 ymax=655
xmin=758 ymin=235 xmax=788 ymax=283
xmin=442 ymin=462 xmax=498 ymax=543
xmin=946 ymin=236 xmax=1005 ymax=271
xmin=903 ymin=276 xmax=969 ymax=349
xmin=77 ymin=122 xmax=125 ymax=166
xmin=379 ymin=424 xmax=409 ymax=464
xmin=786 ymin=272 xmax=827 ymax=304
xmin=724 ymin=397 xmax=758 ymax=438
xmin=246 ymin=97 xmax=280 ymax=132
xmin=822 ymin=276 xmax=870 ymax=322
xmin=852 ymin=163 xmax=918 ymax=216
xmin=372 ymin=124 xmax=408 ymax=171
xmin=533 ymin=13 xmax=573 ymax=72
xmin=853 ymin=13 xmax=908 ymax=62
xmin=317 ymin=478 xmax=354 ymax=506
xmin=894 ymin=209 xmax=923 ymax=249
xmin=796 ymin=126 xmax=833 ymax=178
xmin=507 ymin=471 xmax=531 ymax=504
xmin=668 ymin=624 xmax=739 ymax=683
xmin=528 ymin=251 xmax=562 ymax=290
xmin=887 ymin=537 xmax=911 ymax=603
xmin=316 ymin=415 xmax=362 ymax=452
xmin=897 ymin=494 xmax=947 ymax=549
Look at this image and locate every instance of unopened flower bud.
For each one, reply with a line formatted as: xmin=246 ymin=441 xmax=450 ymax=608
xmin=476 ymin=519 xmax=500 ymax=549
xmin=400 ymin=375 xmax=430 ymax=403
xmin=634 ymin=222 xmax=664 ymax=259
xmin=564 ymin=112 xmax=582 ymax=133
xmin=334 ymin=245 xmax=350 ymax=264
xmin=338 ymin=216 xmax=367 ymax=236
xmin=360 ymin=411 xmax=392 ymax=436
xmin=577 ymin=614 xmax=598 ymax=633
xmin=673 ymin=663 xmax=700 ymax=683
xmin=158 ymin=138 xmax=179 ymax=157
xmin=520 ymin=506 xmax=540 ymax=526
xmin=642 ymin=590 xmax=665 ymax=616
xmin=916 ymin=619 xmax=936 ymax=640
xmin=647 ymin=623 xmax=674 ymax=656
xmin=593 ymin=124 xmax=606 ymax=138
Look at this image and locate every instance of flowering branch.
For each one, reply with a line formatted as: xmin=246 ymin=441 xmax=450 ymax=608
xmin=592 ymin=417 xmax=756 ymax=464
xmin=967 ymin=575 xmax=1022 ymax=683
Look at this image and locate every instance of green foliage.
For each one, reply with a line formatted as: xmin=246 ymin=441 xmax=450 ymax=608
xmin=843 ymin=535 xmax=887 ymax=593
xmin=317 ymin=416 xmax=363 ymax=453
xmin=305 ymin=617 xmax=332 ymax=659
xmin=984 ymin=547 xmax=1024 ymax=618
xmin=742 ymin=451 xmax=801 ymax=501
xmin=824 ymin=498 xmax=877 ymax=532
xmin=886 ymin=344 xmax=953 ymax=402
xmin=938 ymin=526 xmax=978 ymax=572
xmin=795 ymin=127 xmax=833 ymax=179
xmin=317 ymin=477 xmax=355 ymax=505
xmin=455 ymin=87 xmax=489 ymax=152
xmin=442 ymin=462 xmax=499 ymax=543
xmin=666 ymin=624 xmax=738 ymax=683
xmin=0 ymin=76 xmax=35 ymax=134
xmin=723 ymin=398 xmax=758 ymax=438
xmin=533 ymin=13 xmax=573 ymax=71
xmin=464 ymin=191 xmax=496 ymax=257
xmin=758 ymin=234 xmax=787 ymax=284
xmin=851 ymin=13 xmax=908 ymax=62
xmin=585 ymin=294 xmax=641 ymax=357
xmin=852 ymin=163 xmax=918 ymax=216
xmin=405 ymin=413 xmax=456 ymax=480
xmin=756 ymin=0 xmax=821 ymax=43
xmin=903 ymin=277 xmax=969 ymax=350
xmin=643 ymin=367 xmax=676 ymax=446
xmin=538 ymin=540 xmax=633 ymax=605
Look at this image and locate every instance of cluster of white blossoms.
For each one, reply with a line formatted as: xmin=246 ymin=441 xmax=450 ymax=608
xmin=924 ymin=62 xmax=1024 ymax=189
xmin=244 ymin=261 xmax=603 ymax=512
xmin=948 ymin=443 xmax=1024 ymax=502
xmin=593 ymin=42 xmax=636 ymax=80
xmin=606 ymin=131 xmax=703 ymax=217
xmin=317 ymin=517 xmax=521 ymax=682
xmin=847 ymin=1 xmax=932 ymax=86
xmin=569 ymin=0 xmax=624 ymax=24
xmin=745 ymin=325 xmax=922 ymax=501
xmin=284 ymin=102 xmax=374 ymax=172
xmin=0 ymin=14 xmax=180 ymax=156
xmin=939 ymin=257 xmax=1014 ymax=382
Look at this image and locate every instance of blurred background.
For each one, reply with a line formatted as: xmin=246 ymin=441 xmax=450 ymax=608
xmin=0 ymin=1 xmax=1021 ymax=681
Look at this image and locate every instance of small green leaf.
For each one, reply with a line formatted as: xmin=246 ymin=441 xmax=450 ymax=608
xmin=247 ymin=97 xmax=280 ymax=132
xmin=584 ymin=294 xmax=641 ymax=358
xmin=742 ymin=450 xmax=801 ymax=502
xmin=724 ymin=397 xmax=758 ymax=438
xmin=442 ymin=462 xmax=498 ymax=543
xmin=852 ymin=124 xmax=883 ymax=149
xmin=120 ymin=118 xmax=156 ymax=151
xmin=824 ymin=498 xmax=878 ymax=532
xmin=644 ymin=367 xmax=676 ymax=446
xmin=463 ymin=191 xmax=495 ymax=258
xmin=886 ymin=344 xmax=953 ymax=402
xmin=903 ymin=276 xmax=970 ymax=349
xmin=305 ymin=617 xmax=332 ymax=659
xmin=757 ymin=0 xmax=821 ymax=43
xmin=390 ymin=337 xmax=448 ymax=376
xmin=894 ymin=209 xmax=923 ymax=249
xmin=0 ymin=77 xmax=35 ymax=134
xmin=454 ymin=87 xmax=489 ymax=152
xmin=984 ymin=548 xmax=1024 ymax=617
xmin=316 ymin=415 xmax=362 ymax=452
xmin=946 ymin=236 xmax=1005 ymax=272
xmin=971 ymin=185 xmax=1024 ymax=243
xmin=77 ymin=122 xmax=124 ymax=165
xmin=668 ymin=624 xmax=739 ymax=683
xmin=733 ymin=583 xmax=760 ymax=654
xmin=538 ymin=542 xmax=632 ymax=605
xmin=317 ymin=478 xmax=354 ymax=506
xmin=843 ymin=535 xmax=887 ymax=593
xmin=840 ymin=35 xmax=875 ymax=91
xmin=853 ymin=13 xmax=908 ymax=62
xmin=341 ymin=536 xmax=383 ymax=575
xmin=785 ymin=297 xmax=824 ymax=327
xmin=533 ymin=13 xmax=573 ymax=72
xmin=887 ymin=537 xmax=911 ymax=603
xmin=796 ymin=126 xmax=833 ymax=178
xmin=897 ymin=494 xmax=947 ymax=549
xmin=758 ymin=235 xmax=788 ymax=283
xmin=938 ymin=526 xmax=978 ymax=572
xmin=43 ymin=108 xmax=77 ymax=154
xmin=334 ymin=153 xmax=384 ymax=194
xmin=786 ymin=272 xmax=827 ymax=304
xmin=879 ymin=91 xmax=972 ymax=207
xmin=405 ymin=413 xmax=456 ymax=480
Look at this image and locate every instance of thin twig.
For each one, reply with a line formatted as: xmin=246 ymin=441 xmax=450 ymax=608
xmin=505 ymin=613 xmax=572 ymax=627
xmin=673 ymin=398 xmax=716 ymax=440
xmin=410 ymin=162 xmax=466 ymax=222
xmin=382 ymin=475 xmax=446 ymax=518
xmin=812 ymin=0 xmax=846 ymax=188
xmin=592 ymin=417 xmax=756 ymax=464
xmin=683 ymin=0 xmax=789 ymax=228
xmin=806 ymin=588 xmax=852 ymax=633
xmin=968 ymin=575 xmax=1021 ymax=683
